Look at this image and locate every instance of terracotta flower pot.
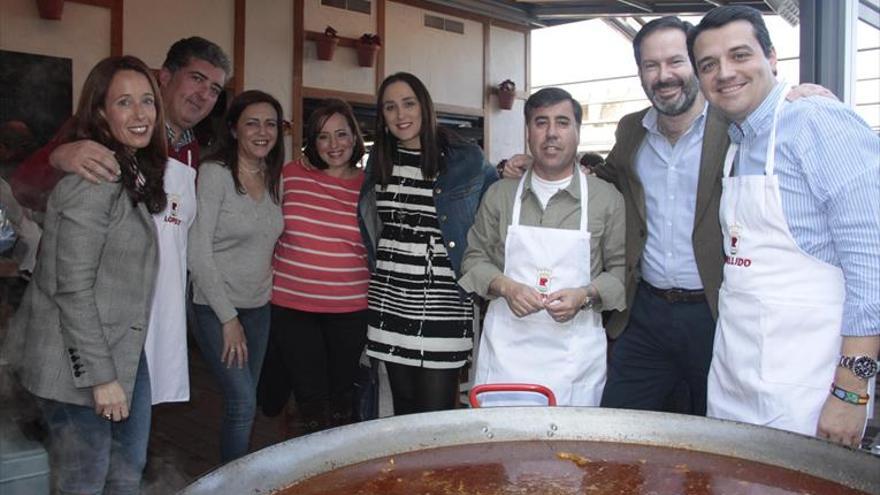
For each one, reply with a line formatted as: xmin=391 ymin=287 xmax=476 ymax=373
xmin=316 ymin=36 xmax=338 ymax=61
xmin=37 ymin=0 xmax=65 ymax=19
xmin=355 ymin=43 xmax=380 ymax=68
xmin=497 ymin=88 xmax=516 ymax=110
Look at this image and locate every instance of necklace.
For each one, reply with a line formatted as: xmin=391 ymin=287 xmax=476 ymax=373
xmin=240 ymin=164 xmax=264 ymax=175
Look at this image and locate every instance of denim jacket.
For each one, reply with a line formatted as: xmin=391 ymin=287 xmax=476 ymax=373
xmin=358 ymin=141 xmax=498 ymax=285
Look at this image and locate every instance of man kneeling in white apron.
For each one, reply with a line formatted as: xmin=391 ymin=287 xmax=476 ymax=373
xmin=459 ymin=87 xmax=627 ymax=407
xmin=689 ymin=6 xmax=879 ymax=447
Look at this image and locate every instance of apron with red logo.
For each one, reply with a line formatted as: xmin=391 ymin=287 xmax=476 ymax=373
xmin=474 ymin=171 xmax=606 ymax=406
xmin=707 ymin=91 xmax=863 ymax=436
xmin=144 ymin=158 xmax=196 ymax=404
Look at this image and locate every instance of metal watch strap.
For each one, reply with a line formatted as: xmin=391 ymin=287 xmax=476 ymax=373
xmin=838 ymin=355 xmax=879 ymax=380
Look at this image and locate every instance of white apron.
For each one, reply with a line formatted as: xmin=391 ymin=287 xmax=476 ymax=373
xmin=707 ymin=91 xmax=870 ymax=436
xmin=144 ymin=158 xmax=196 ymax=404
xmin=474 ymin=171 xmax=606 ymax=406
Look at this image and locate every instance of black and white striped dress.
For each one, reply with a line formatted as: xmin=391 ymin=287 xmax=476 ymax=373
xmin=365 ymin=148 xmax=474 ymax=369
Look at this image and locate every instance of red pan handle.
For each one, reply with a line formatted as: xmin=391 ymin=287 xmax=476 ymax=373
xmin=469 ymin=383 xmax=557 ymax=408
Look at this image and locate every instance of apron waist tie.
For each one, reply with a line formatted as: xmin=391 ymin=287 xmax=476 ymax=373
xmin=640 ymin=280 xmax=706 ymax=304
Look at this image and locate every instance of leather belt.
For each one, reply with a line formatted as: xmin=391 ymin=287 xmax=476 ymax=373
xmin=640 ymin=281 xmax=706 ymax=304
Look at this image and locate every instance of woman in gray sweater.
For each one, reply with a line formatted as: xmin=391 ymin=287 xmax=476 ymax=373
xmin=188 ymin=90 xmax=284 ymax=462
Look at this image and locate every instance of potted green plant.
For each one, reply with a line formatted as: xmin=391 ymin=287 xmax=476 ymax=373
xmin=316 ymin=26 xmax=338 ymax=61
xmin=355 ymin=34 xmax=382 ymax=68
xmin=497 ymin=79 xmax=516 ymax=110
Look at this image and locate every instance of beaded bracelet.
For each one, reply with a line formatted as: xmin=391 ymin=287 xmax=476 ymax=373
xmin=830 ymin=383 xmax=869 ymax=405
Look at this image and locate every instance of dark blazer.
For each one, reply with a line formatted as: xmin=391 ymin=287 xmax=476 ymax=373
xmin=599 ymin=106 xmax=729 ymax=339
xmin=3 ymin=175 xmax=158 ymax=407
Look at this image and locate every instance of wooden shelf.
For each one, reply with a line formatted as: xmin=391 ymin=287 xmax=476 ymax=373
xmin=305 ymin=30 xmax=358 ymax=49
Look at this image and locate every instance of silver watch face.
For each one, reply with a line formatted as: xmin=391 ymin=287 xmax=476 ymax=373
xmin=852 ymin=356 xmax=879 ymax=379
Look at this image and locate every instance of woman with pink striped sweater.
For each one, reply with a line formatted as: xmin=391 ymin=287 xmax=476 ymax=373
xmin=259 ymin=99 xmax=369 ymax=434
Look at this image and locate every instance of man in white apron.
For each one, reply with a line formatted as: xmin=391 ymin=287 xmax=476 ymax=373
xmin=143 ymin=157 xmax=196 ymax=404
xmin=689 ymin=6 xmax=879 ymax=447
xmin=459 ymin=88 xmax=626 ymax=406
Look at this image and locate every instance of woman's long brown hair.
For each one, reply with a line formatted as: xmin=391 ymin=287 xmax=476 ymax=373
xmin=71 ymin=55 xmax=168 ymax=213
xmin=372 ymin=72 xmax=460 ymax=186
xmin=204 ymin=90 xmax=284 ymax=204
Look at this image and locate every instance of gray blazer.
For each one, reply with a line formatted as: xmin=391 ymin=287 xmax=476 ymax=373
xmin=599 ymin=106 xmax=729 ymax=339
xmin=3 ymin=175 xmax=158 ymax=407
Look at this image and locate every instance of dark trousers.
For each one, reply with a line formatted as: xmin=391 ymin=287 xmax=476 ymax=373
xmin=258 ymin=305 xmax=367 ymax=417
xmin=384 ymin=362 xmax=460 ymax=415
xmin=601 ymin=283 xmax=715 ymax=415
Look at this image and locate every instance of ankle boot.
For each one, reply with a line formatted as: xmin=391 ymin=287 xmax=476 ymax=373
xmin=287 ymin=400 xmax=330 ymax=437
xmin=329 ymin=393 xmax=355 ymax=428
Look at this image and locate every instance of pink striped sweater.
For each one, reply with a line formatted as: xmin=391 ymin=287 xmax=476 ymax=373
xmin=271 ymin=160 xmax=369 ymax=313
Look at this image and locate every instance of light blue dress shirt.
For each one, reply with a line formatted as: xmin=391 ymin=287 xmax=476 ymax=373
xmin=636 ymin=103 xmax=708 ymax=290
xmin=729 ymin=82 xmax=880 ymax=337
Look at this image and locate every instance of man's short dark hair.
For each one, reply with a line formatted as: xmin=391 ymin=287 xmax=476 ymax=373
xmin=162 ymin=36 xmax=231 ymax=79
xmin=524 ymin=87 xmax=583 ymax=127
xmin=633 ymin=16 xmax=694 ymax=67
xmin=687 ymin=5 xmax=774 ymax=71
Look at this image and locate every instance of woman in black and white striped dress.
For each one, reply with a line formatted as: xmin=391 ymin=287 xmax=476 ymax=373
xmin=358 ymin=72 xmax=498 ymax=414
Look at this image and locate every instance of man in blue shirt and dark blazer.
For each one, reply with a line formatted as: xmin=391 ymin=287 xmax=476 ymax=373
xmin=597 ymin=16 xmax=729 ymax=416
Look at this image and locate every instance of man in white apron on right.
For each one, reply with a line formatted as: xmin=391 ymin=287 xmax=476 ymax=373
xmin=459 ymin=88 xmax=626 ymax=407
xmin=688 ymin=5 xmax=879 ymax=447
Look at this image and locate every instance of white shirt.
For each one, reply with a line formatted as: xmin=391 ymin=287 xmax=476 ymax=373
xmin=530 ymin=172 xmax=573 ymax=209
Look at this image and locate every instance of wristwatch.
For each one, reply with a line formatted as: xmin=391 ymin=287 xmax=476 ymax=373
xmin=496 ymin=160 xmax=507 ymax=179
xmin=580 ymin=287 xmax=595 ymax=311
xmin=838 ymin=355 xmax=879 ymax=380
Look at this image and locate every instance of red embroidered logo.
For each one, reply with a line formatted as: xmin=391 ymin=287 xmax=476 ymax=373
xmin=536 ymin=268 xmax=552 ymax=294
xmin=164 ymin=194 xmax=183 ymax=225
xmin=728 ymin=223 xmax=742 ymax=255
xmin=725 ymin=256 xmax=752 ymax=267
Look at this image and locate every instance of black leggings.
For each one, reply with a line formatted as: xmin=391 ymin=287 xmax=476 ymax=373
xmin=258 ymin=305 xmax=367 ymax=416
xmin=384 ymin=362 xmax=460 ymax=415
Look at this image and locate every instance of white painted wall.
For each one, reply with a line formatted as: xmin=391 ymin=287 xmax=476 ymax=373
xmin=0 ymin=0 xmax=517 ymax=156
xmin=0 ymin=0 xmax=110 ymax=108
xmin=385 ymin=2 xmax=483 ymax=109
xmin=487 ymin=25 xmax=526 ymax=162
xmin=245 ymin=0 xmax=294 ymax=159
xmin=123 ymin=0 xmax=234 ymax=71
xmin=302 ymin=0 xmax=376 ymax=95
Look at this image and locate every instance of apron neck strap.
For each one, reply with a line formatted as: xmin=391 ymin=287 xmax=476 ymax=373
xmin=723 ymin=143 xmax=739 ymax=177
xmin=722 ymin=85 xmax=788 ymax=178
xmin=511 ymin=172 xmax=528 ymax=227
xmin=511 ymin=168 xmax=590 ymax=233
xmin=577 ymin=170 xmax=589 ymax=232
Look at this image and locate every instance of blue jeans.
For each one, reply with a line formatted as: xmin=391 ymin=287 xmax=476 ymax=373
xmin=39 ymin=353 xmax=152 ymax=495
xmin=192 ymin=303 xmax=270 ymax=462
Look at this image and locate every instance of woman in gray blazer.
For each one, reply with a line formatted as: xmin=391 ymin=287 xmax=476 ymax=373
xmin=3 ymin=55 xmax=168 ymax=494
